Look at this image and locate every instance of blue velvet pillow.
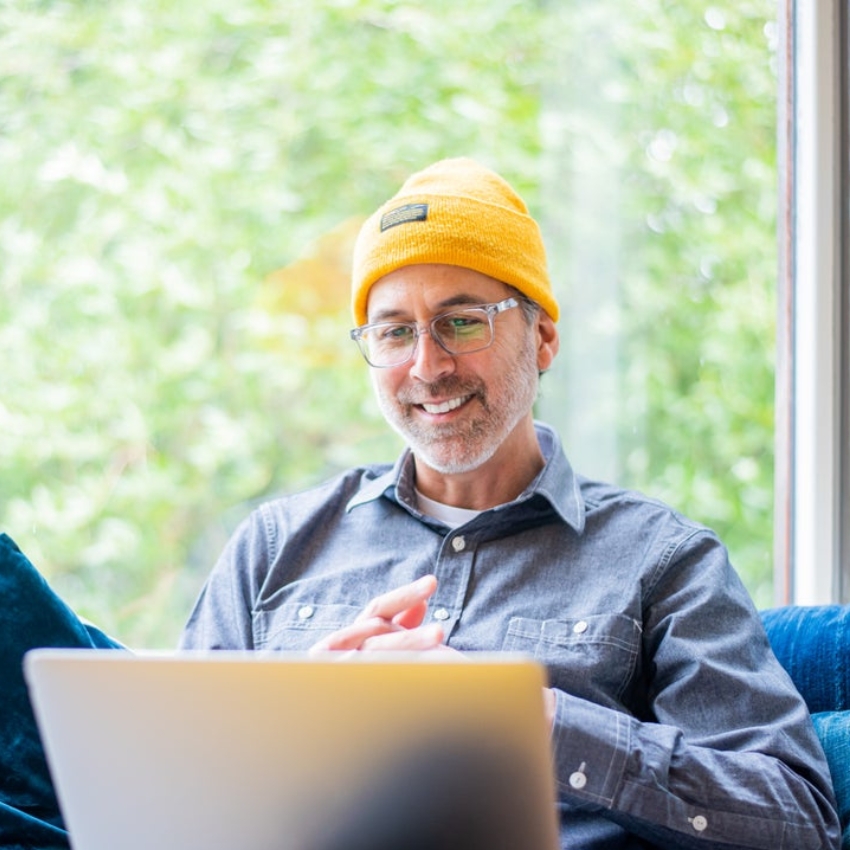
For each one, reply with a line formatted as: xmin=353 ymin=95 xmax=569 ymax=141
xmin=0 ymin=533 xmax=122 ymax=850
xmin=812 ymin=711 xmax=850 ymax=849
xmin=761 ymin=605 xmax=850 ymax=848
xmin=760 ymin=604 xmax=850 ymax=714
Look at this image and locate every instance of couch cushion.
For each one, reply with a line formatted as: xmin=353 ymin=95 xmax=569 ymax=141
xmin=0 ymin=533 xmax=122 ymax=849
xmin=812 ymin=711 xmax=850 ymax=849
xmin=760 ymin=605 xmax=850 ymax=714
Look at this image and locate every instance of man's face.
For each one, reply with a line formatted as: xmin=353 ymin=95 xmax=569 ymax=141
xmin=365 ymin=263 xmax=547 ymax=475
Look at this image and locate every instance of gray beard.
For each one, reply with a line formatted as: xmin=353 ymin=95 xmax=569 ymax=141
xmin=374 ymin=338 xmax=540 ymax=475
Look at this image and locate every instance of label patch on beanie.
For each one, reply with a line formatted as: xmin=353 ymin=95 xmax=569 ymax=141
xmin=380 ymin=203 xmax=429 ymax=232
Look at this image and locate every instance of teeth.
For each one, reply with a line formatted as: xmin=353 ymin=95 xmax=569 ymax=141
xmin=421 ymin=396 xmax=468 ymax=415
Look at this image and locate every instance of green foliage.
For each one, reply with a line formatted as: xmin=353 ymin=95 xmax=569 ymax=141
xmin=0 ymin=0 xmax=777 ymax=646
xmin=618 ymin=2 xmax=778 ymax=604
xmin=536 ymin=0 xmax=777 ymax=605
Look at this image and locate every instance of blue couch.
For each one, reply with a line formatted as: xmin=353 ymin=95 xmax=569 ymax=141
xmin=761 ymin=604 xmax=850 ymax=847
xmin=0 ymin=534 xmax=121 ymax=850
xmin=1 ymin=531 xmax=848 ymax=848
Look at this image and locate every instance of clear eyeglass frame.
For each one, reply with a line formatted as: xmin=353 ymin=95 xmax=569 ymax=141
xmin=350 ymin=297 xmax=519 ymax=368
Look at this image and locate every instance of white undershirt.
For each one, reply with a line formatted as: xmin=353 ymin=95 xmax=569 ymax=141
xmin=415 ymin=489 xmax=482 ymax=529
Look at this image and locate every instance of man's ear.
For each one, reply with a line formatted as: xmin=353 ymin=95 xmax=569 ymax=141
xmin=535 ymin=311 xmax=559 ymax=372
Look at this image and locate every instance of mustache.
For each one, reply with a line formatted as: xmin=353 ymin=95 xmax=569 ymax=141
xmin=397 ymin=375 xmax=486 ymax=406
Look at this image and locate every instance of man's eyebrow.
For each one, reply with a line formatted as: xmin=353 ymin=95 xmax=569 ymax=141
xmin=368 ymin=293 xmax=486 ymax=323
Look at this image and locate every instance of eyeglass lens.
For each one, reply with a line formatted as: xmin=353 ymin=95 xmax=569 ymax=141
xmin=363 ymin=307 xmax=493 ymax=366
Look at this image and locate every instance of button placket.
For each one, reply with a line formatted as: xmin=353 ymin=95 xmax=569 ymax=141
xmin=429 ymin=533 xmax=474 ymax=632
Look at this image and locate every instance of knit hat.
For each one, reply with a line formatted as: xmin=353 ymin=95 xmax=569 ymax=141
xmin=350 ymin=158 xmax=559 ymax=325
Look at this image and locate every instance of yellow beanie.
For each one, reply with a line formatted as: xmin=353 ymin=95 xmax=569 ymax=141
xmin=351 ymin=158 xmax=559 ymax=325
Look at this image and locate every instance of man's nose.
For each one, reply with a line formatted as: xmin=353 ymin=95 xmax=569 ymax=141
xmin=408 ymin=329 xmax=456 ymax=383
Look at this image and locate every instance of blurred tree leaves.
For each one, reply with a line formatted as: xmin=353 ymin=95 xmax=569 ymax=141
xmin=0 ymin=0 xmax=777 ymax=645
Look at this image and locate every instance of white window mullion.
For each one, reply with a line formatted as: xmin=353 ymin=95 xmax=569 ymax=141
xmin=789 ymin=0 xmax=843 ymax=604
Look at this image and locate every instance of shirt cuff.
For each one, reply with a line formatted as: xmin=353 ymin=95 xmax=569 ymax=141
xmin=550 ymin=689 xmax=631 ymax=806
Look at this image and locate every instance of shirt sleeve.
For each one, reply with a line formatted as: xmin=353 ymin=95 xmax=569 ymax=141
xmin=179 ymin=511 xmax=270 ymax=650
xmin=549 ymin=530 xmax=842 ymax=850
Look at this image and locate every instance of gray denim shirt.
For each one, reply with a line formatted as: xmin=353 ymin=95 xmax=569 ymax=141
xmin=181 ymin=422 xmax=840 ymax=850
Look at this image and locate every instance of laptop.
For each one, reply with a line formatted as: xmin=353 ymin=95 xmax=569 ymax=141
xmin=24 ymin=650 xmax=560 ymax=850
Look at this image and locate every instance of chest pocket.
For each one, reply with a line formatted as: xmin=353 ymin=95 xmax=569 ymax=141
xmin=253 ymin=601 xmax=362 ymax=651
xmin=502 ymin=613 xmax=641 ymax=707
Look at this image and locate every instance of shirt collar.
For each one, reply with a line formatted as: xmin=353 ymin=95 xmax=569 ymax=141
xmin=530 ymin=422 xmax=586 ymax=533
xmin=346 ymin=421 xmax=586 ymax=534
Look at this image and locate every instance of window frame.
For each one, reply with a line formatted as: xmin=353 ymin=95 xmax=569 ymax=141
xmin=777 ymin=0 xmax=850 ymax=604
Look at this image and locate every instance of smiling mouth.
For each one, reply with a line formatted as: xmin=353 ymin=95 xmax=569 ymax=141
xmin=419 ymin=395 xmax=472 ymax=415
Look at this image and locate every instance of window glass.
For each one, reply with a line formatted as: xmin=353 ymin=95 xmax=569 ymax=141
xmin=0 ymin=0 xmax=777 ymax=646
xmin=537 ymin=1 xmax=778 ymax=607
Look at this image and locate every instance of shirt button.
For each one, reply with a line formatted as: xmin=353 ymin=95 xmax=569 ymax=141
xmin=691 ymin=815 xmax=708 ymax=832
xmin=451 ymin=535 xmax=466 ymax=552
xmin=433 ymin=608 xmax=450 ymax=621
xmin=297 ymin=605 xmax=314 ymax=620
xmin=573 ymin=620 xmax=588 ymax=634
xmin=569 ymin=770 xmax=587 ymax=790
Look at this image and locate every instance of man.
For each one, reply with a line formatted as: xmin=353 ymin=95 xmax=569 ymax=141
xmin=181 ymin=158 xmax=841 ymax=849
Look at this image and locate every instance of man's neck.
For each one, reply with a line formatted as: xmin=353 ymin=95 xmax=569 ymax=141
xmin=413 ymin=422 xmax=546 ymax=511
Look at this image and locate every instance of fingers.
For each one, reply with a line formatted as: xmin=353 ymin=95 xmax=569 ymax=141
xmin=355 ymin=575 xmax=438 ymax=624
xmin=309 ymin=617 xmax=398 ymax=653
xmin=543 ymin=687 xmax=557 ymax=729
xmin=309 ymin=575 xmax=442 ymax=655
xmin=310 ymin=620 xmax=445 ymax=654
xmin=392 ymin=599 xmax=429 ymax=630
xmin=359 ymin=623 xmax=445 ymax=652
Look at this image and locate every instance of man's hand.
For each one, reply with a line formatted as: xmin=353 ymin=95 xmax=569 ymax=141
xmin=311 ymin=576 xmax=555 ymax=729
xmin=310 ymin=575 xmax=446 ymax=653
xmin=543 ymin=687 xmax=556 ymax=729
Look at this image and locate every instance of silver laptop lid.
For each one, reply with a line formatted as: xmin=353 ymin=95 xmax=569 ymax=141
xmin=25 ymin=650 xmax=559 ymax=850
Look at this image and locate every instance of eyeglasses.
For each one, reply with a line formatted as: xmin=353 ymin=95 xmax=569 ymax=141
xmin=350 ymin=297 xmax=519 ymax=368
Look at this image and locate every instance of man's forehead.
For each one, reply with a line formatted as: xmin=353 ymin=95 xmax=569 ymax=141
xmin=366 ymin=264 xmax=510 ymax=317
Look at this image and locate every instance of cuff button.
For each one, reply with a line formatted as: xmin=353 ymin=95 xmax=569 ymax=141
xmin=568 ymin=765 xmax=588 ymax=790
xmin=690 ymin=815 xmax=708 ymax=832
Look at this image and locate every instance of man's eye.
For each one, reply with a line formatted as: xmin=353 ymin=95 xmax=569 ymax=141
xmin=440 ymin=315 xmax=484 ymax=333
xmin=379 ymin=325 xmax=414 ymax=342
